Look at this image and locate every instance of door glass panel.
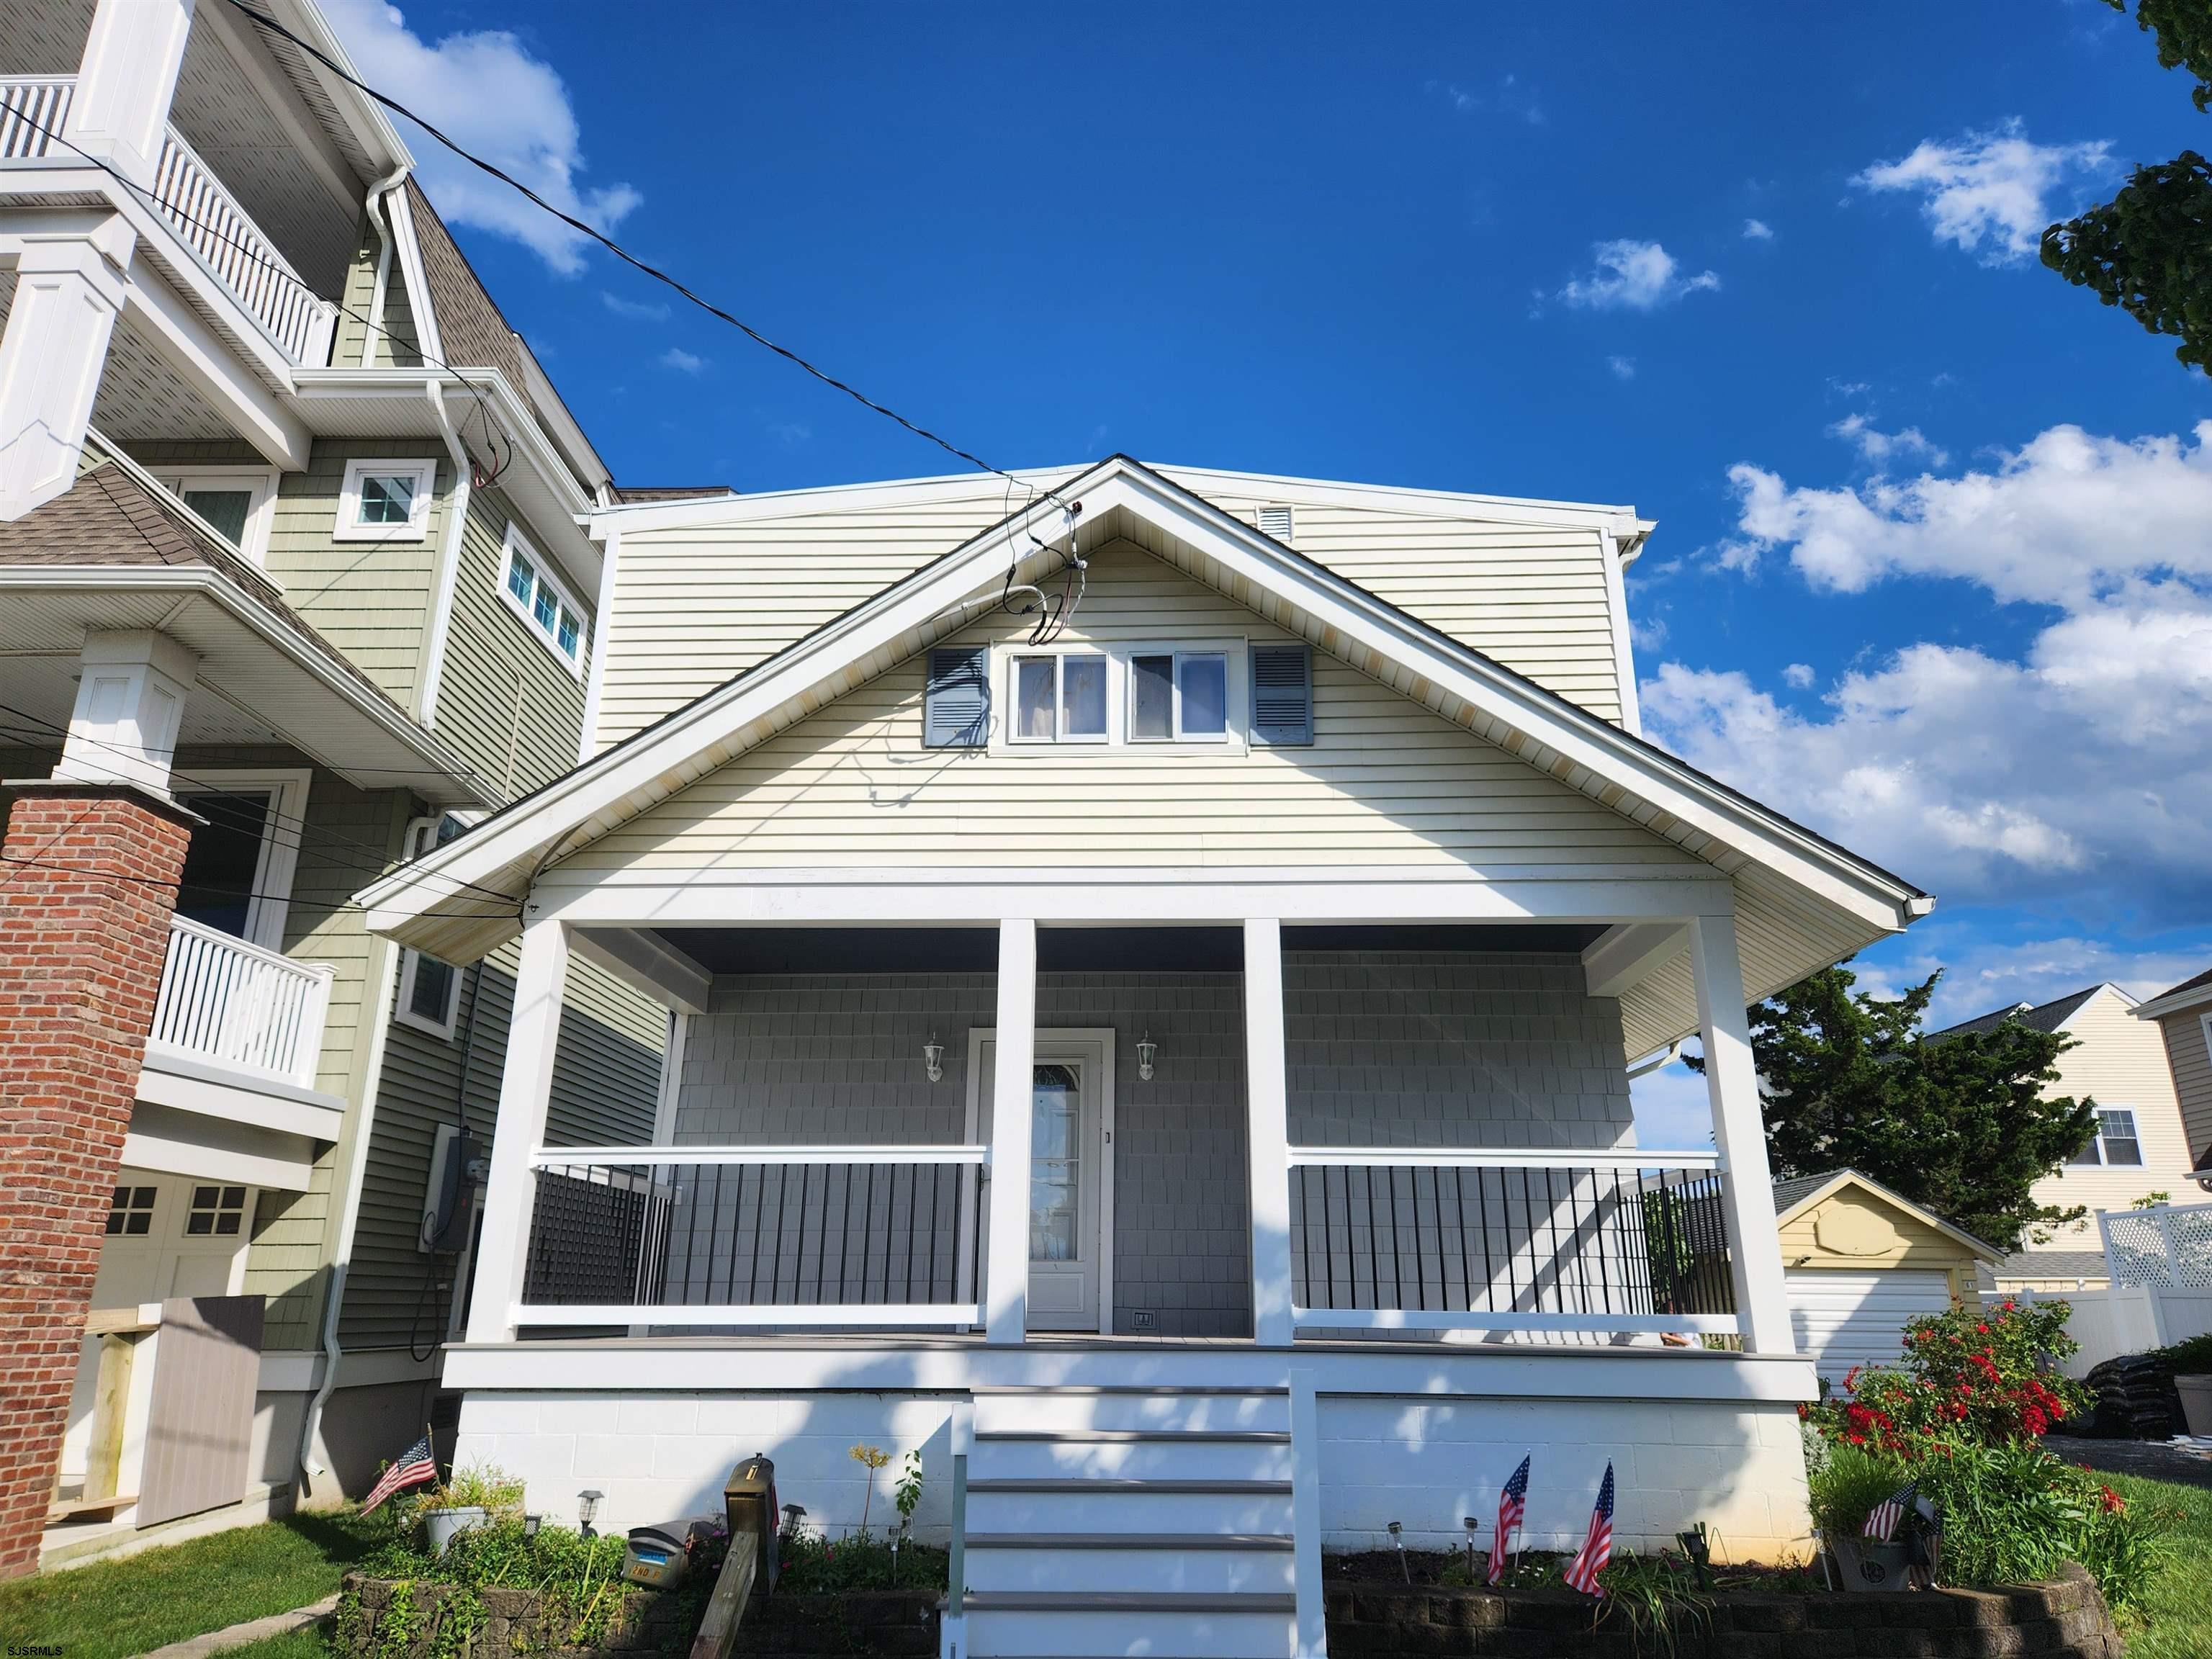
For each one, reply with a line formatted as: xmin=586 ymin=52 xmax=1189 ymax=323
xmin=1030 ymin=1063 xmax=1080 ymax=1262
xmin=181 ymin=489 xmax=252 ymax=547
xmin=174 ymin=791 xmax=272 ymax=938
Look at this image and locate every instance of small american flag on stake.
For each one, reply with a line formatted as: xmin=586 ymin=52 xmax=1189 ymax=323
xmin=1862 ymin=1480 xmax=1916 ymax=1543
xmin=1487 ymin=1455 xmax=1530 ymax=1586
xmin=1561 ymin=1463 xmax=1615 ymax=1597
xmin=361 ymin=1432 xmax=439 ymax=1514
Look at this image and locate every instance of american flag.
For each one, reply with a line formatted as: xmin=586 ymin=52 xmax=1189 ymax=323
xmin=1561 ymin=1463 xmax=1615 ymax=1597
xmin=361 ymin=1433 xmax=439 ymax=1514
xmin=1486 ymin=1455 xmax=1530 ymax=1585
xmin=1861 ymin=1480 xmax=1916 ymax=1543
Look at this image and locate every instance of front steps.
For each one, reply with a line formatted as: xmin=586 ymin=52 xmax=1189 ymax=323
xmin=956 ymin=1386 xmax=1299 ymax=1658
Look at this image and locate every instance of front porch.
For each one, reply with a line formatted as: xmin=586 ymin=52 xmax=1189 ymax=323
xmin=468 ymin=909 xmax=1784 ymax=1358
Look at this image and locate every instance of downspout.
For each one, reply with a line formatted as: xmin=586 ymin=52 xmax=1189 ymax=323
xmin=361 ymin=168 xmax=409 ymax=368
xmin=416 ymin=382 xmax=475 ymax=727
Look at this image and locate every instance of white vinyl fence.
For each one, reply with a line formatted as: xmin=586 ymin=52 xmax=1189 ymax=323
xmin=1995 ymin=1202 xmax=2212 ymax=1375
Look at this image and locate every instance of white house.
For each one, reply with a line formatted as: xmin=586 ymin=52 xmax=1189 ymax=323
xmin=360 ymin=457 xmax=1930 ymax=1658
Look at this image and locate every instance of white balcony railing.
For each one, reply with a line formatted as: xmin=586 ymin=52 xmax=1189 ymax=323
xmin=148 ymin=915 xmax=335 ymax=1089
xmin=0 ymin=75 xmax=336 ymax=365
xmin=0 ymin=75 xmax=73 ymax=161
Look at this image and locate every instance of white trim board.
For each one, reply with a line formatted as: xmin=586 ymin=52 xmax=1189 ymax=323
xmin=359 ymin=459 xmax=1925 ymax=965
xmin=170 ymin=768 xmax=312 ymax=951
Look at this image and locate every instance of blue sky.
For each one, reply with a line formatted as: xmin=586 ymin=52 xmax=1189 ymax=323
xmin=324 ymin=1 xmax=2212 ymax=1145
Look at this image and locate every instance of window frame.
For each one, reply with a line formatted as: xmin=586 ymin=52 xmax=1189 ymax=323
xmin=153 ymin=466 xmax=279 ymax=564
xmin=2071 ymin=1107 xmax=2149 ymax=1168
xmin=393 ymin=814 xmax=475 ymax=1040
xmin=172 ymin=768 xmax=312 ymax=952
xmin=495 ymin=521 xmax=588 ymax=678
xmin=1007 ymin=650 xmax=1111 ymax=746
xmin=988 ymin=640 xmax=1248 ymax=755
xmin=333 ymin=458 xmax=439 ymax=542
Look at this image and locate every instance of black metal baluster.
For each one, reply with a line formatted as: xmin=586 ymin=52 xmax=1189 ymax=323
xmin=707 ymin=1163 xmax=727 ymax=1304
xmin=906 ymin=1165 xmax=920 ymax=1304
xmin=768 ymin=1165 xmax=788 ymax=1305
xmin=837 ymin=1161 xmax=857 ymax=1305
xmin=1321 ymin=1166 xmax=1339 ymax=1310
xmin=1385 ymin=1162 xmax=1406 ymax=1312
xmin=863 ymin=1161 xmax=880 ymax=1304
xmin=1591 ymin=1169 xmax=1616 ymax=1318
xmin=796 ymin=1162 xmax=814 ymax=1307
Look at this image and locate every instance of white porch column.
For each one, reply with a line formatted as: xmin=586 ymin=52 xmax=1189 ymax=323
xmin=0 ymin=225 xmax=134 ymax=521
xmin=53 ymin=629 xmax=197 ymax=796
xmin=1689 ymin=911 xmax=1793 ymax=1355
xmin=984 ymin=917 xmax=1036 ymax=1345
xmin=66 ymin=0 xmax=197 ymax=189
xmin=1245 ymin=918 xmax=1295 ymax=1348
xmin=464 ymin=916 xmax=571 ymax=1344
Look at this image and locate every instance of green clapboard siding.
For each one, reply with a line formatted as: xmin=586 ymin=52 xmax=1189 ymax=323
xmin=333 ymin=212 xmax=423 ymax=369
xmin=430 ymin=482 xmax=592 ymax=799
xmin=262 ymin=440 xmax=453 ymax=712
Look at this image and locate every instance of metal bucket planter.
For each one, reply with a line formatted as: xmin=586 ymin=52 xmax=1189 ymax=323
xmin=1828 ymin=1533 xmax=1912 ymax=1591
xmin=423 ymin=1506 xmax=490 ymax=1557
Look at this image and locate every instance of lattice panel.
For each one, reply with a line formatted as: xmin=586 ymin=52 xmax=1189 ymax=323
xmin=2100 ymin=1205 xmax=2212 ymax=1289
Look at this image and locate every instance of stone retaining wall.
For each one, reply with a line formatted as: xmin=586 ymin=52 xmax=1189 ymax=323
xmin=1325 ymin=1563 xmax=2121 ymax=1658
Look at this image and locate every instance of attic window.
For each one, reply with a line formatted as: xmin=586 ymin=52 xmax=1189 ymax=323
xmin=335 ymin=458 xmax=436 ymax=542
xmin=498 ymin=523 xmax=586 ymax=675
xmin=1256 ymin=505 xmax=1294 ymax=544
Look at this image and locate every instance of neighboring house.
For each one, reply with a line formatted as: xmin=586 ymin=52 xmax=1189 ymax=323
xmin=363 ymin=455 xmax=1932 ymax=1659
xmin=0 ymin=0 xmax=680 ymax=1575
xmin=2134 ymin=966 xmax=2212 ymax=1186
xmin=1773 ymin=1170 xmax=2000 ymax=1385
xmin=1930 ymin=985 xmax=2195 ymax=1292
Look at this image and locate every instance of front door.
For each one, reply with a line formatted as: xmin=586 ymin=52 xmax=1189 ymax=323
xmin=971 ymin=1030 xmax=1115 ymax=1333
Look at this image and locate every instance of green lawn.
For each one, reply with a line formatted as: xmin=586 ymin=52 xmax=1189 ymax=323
xmin=0 ymin=1509 xmax=380 ymax=1659
xmin=2105 ymin=1471 xmax=2212 ymax=1659
xmin=220 ymin=1629 xmax=333 ymax=1659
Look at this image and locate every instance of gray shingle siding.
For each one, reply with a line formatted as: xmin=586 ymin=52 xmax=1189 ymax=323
xmin=667 ymin=953 xmax=1631 ymax=1340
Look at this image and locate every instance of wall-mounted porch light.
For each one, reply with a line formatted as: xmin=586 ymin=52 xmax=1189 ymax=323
xmin=1136 ymin=1030 xmax=1157 ymax=1082
xmin=923 ymin=1034 xmax=944 ymax=1084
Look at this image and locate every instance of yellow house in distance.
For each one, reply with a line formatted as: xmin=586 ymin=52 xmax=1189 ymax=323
xmin=1930 ymin=984 xmax=2196 ymax=1291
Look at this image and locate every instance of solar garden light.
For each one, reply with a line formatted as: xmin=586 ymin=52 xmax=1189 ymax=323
xmin=523 ymin=1514 xmax=542 ymax=1541
xmin=577 ymin=1490 xmax=603 ymax=1539
xmin=781 ymin=1502 xmax=807 ymax=1540
xmin=1388 ymin=1519 xmax=1408 ymax=1582
xmin=1676 ymin=1522 xmax=1711 ymax=1590
xmin=1463 ymin=1516 xmax=1480 ymax=1580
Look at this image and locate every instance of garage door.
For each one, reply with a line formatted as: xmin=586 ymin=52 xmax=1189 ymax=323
xmin=1785 ymin=1269 xmax=1954 ymax=1383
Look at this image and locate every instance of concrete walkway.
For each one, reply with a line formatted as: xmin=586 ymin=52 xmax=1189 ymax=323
xmin=2046 ymin=1433 xmax=2212 ymax=1491
xmin=135 ymin=1592 xmax=340 ymax=1659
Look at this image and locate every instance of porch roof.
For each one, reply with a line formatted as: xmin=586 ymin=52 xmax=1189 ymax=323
xmin=356 ymin=457 xmax=1929 ymax=1034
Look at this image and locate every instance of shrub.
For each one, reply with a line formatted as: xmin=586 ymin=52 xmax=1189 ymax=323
xmin=774 ymin=1530 xmax=948 ymax=1593
xmin=341 ymin=1519 xmax=634 ymax=1658
xmin=1805 ymin=1440 xmax=1915 ymax=1537
xmin=2154 ymin=1333 xmax=2212 ymax=1374
xmin=1912 ymin=1440 xmax=2164 ymax=1614
xmin=1809 ymin=1299 xmax=2090 ymax=1449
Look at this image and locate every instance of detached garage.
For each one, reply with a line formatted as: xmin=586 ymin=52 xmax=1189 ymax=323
xmin=1773 ymin=1169 xmax=2002 ymax=1388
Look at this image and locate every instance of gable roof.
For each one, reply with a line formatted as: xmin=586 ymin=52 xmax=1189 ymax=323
xmin=2137 ymin=965 xmax=2212 ymax=1020
xmin=356 ymin=455 xmax=1930 ymax=969
xmin=1929 ymin=984 xmax=2113 ymax=1043
xmin=1771 ymin=1169 xmax=2002 ymax=1262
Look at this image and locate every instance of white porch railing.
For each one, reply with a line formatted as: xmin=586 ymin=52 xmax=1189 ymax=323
xmin=516 ymin=1145 xmax=990 ymax=1328
xmin=148 ymin=915 xmax=335 ymax=1089
xmin=0 ymin=76 xmax=73 ymax=161
xmin=0 ymin=75 xmax=336 ymax=365
xmin=1285 ymin=1147 xmax=1738 ymax=1336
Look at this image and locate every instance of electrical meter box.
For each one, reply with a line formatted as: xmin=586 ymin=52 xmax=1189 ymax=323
xmin=724 ymin=1454 xmax=779 ymax=1596
xmin=621 ymin=1515 xmax=719 ymax=1591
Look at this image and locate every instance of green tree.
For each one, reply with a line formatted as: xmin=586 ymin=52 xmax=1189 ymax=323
xmin=2042 ymin=2 xmax=2212 ymax=373
xmin=1689 ymin=963 xmax=2098 ymax=1253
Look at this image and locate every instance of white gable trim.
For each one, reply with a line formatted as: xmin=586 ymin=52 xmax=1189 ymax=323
xmin=359 ymin=457 xmax=1924 ymax=951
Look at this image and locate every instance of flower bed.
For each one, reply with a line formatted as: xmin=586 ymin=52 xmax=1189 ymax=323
xmin=1324 ymin=1564 xmax=2121 ymax=1658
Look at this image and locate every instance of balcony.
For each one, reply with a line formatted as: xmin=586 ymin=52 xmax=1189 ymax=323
xmin=149 ymin=914 xmax=333 ymax=1087
xmin=131 ymin=917 xmax=344 ymax=1192
xmin=0 ymin=74 xmax=337 ymax=367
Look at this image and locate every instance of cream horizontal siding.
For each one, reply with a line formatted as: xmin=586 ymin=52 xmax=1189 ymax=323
xmin=2020 ymin=989 xmax=2198 ymax=1255
xmin=564 ymin=540 xmax=1697 ymax=874
xmin=431 ymin=485 xmax=591 ymax=798
xmin=2156 ymin=1007 xmax=2212 ymax=1166
xmin=261 ymin=440 xmax=453 ymax=710
xmin=593 ymin=473 xmax=1629 ymax=749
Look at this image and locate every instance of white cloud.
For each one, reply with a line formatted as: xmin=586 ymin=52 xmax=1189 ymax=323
xmin=1782 ymin=662 xmax=1815 ymax=689
xmin=601 ymin=291 xmax=670 ymax=321
xmin=1646 ymin=422 xmax=2212 ymax=911
xmin=1827 ymin=413 xmax=1949 ymax=469
xmin=1607 ymin=355 xmax=1637 ymax=380
xmin=1742 ymin=218 xmax=1775 ymax=240
xmin=1557 ymin=240 xmax=1720 ymax=311
xmin=1861 ymin=927 xmax=2212 ymax=1030
xmin=1629 ymin=1058 xmax=1715 ymax=1152
xmin=1853 ymin=120 xmax=2110 ymax=265
xmin=320 ymin=0 xmax=640 ymax=276
xmin=1444 ymin=74 xmax=1545 ymax=125
xmin=660 ymin=346 xmax=706 ymax=374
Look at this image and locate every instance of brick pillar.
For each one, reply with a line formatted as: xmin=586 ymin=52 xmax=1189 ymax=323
xmin=0 ymin=783 xmax=193 ymax=1578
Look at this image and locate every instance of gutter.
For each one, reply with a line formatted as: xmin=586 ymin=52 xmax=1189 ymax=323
xmin=415 ymin=382 xmax=475 ymax=727
xmin=360 ymin=167 xmax=410 ymax=368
